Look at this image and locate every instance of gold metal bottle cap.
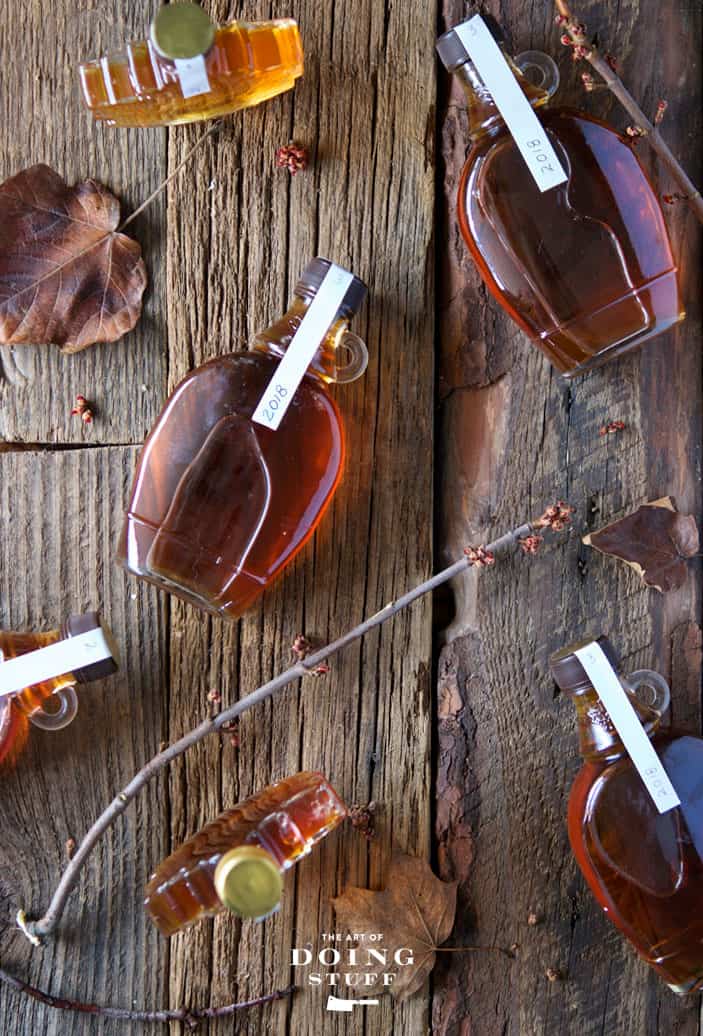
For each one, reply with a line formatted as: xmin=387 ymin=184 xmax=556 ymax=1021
xmin=213 ymin=845 xmax=283 ymax=919
xmin=150 ymin=3 xmax=216 ymax=61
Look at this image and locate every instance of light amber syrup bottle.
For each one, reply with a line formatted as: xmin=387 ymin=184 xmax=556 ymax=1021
xmin=79 ymin=2 xmax=303 ymax=127
xmin=551 ymin=636 xmax=703 ymax=992
xmin=145 ymin=772 xmax=347 ymax=936
xmin=437 ymin=20 xmax=683 ymax=376
xmin=0 ymin=612 xmax=119 ymax=768
xmin=118 ymin=258 xmax=367 ymax=620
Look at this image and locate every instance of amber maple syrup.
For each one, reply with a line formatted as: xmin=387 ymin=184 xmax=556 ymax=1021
xmin=118 ymin=258 xmax=367 ymax=620
xmin=80 ymin=5 xmax=303 ymax=128
xmin=0 ymin=614 xmax=119 ymax=768
xmin=145 ymin=772 xmax=347 ymax=936
xmin=438 ymin=22 xmax=684 ymax=376
xmin=552 ymin=637 xmax=703 ymax=992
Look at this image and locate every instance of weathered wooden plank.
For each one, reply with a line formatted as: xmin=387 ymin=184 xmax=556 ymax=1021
xmin=434 ymin=1 xmax=702 ymax=1034
xmin=0 ymin=1 xmax=167 ymax=445
xmin=0 ymin=446 xmax=169 ymax=1035
xmin=163 ymin=1 xmax=435 ymax=1034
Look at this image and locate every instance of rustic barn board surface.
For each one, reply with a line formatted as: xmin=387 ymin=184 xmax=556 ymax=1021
xmin=0 ymin=0 xmax=434 ymax=1034
xmin=0 ymin=1 xmax=168 ymax=445
xmin=0 ymin=448 xmax=169 ymax=1033
xmin=434 ymin=2 xmax=703 ymax=1035
xmin=0 ymin=0 xmax=701 ymax=1035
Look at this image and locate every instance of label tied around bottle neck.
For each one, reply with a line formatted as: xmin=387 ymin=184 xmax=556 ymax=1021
xmin=454 ymin=15 xmax=567 ymax=193
xmin=252 ymin=263 xmax=355 ymax=432
xmin=574 ymin=642 xmax=680 ymax=814
xmin=0 ymin=628 xmax=115 ymax=700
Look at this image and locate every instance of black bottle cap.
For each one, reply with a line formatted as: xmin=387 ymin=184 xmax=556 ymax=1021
xmin=436 ymin=16 xmax=506 ymax=72
xmin=295 ymin=258 xmax=367 ymax=319
xmin=549 ymin=635 xmax=620 ymax=692
xmin=63 ymin=612 xmax=120 ymax=685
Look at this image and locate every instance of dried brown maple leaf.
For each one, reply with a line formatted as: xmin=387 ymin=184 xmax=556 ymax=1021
xmin=583 ymin=497 xmax=699 ymax=592
xmin=0 ymin=164 xmax=147 ymax=352
xmin=331 ymin=852 xmax=457 ymax=1000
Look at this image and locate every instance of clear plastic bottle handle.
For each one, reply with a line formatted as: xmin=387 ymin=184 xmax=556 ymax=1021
xmin=514 ymin=51 xmax=560 ymax=100
xmin=29 ymin=686 xmax=79 ymax=731
xmin=625 ymin=669 xmax=671 ymax=718
xmin=332 ymin=331 xmax=368 ymax=384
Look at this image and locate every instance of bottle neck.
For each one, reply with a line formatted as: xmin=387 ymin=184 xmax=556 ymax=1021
xmin=569 ymin=677 xmax=662 ymax=763
xmin=253 ymin=294 xmax=351 ymax=383
xmin=454 ymin=59 xmax=550 ymax=143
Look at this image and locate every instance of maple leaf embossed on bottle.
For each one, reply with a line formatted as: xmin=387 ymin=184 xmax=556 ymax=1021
xmin=551 ymin=637 xmax=703 ymax=993
xmin=437 ymin=20 xmax=684 ymax=376
xmin=145 ymin=772 xmax=347 ymax=936
xmin=118 ymin=258 xmax=368 ymax=619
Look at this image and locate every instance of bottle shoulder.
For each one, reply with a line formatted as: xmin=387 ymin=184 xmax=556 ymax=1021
xmin=172 ymin=351 xmax=334 ymax=395
xmin=462 ymin=105 xmax=635 ymax=180
xmin=572 ymin=730 xmax=703 ymax=814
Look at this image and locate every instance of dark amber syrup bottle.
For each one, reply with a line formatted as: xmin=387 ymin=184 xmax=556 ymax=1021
xmin=118 ymin=258 xmax=367 ymax=620
xmin=437 ymin=24 xmax=684 ymax=376
xmin=551 ymin=637 xmax=703 ymax=992
xmin=145 ymin=772 xmax=347 ymax=936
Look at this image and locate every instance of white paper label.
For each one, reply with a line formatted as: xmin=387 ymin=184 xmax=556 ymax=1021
xmin=252 ymin=264 xmax=355 ymax=432
xmin=174 ymin=55 xmax=211 ymax=99
xmin=574 ymin=642 xmax=680 ymax=814
xmin=0 ymin=629 xmax=114 ymax=700
xmin=454 ymin=15 xmax=567 ymax=193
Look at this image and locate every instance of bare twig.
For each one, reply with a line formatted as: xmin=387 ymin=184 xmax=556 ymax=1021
xmin=19 ymin=503 xmax=571 ymax=943
xmin=118 ymin=121 xmax=223 ymax=233
xmin=0 ymin=964 xmax=294 ymax=1030
xmin=555 ymin=0 xmax=703 ymax=223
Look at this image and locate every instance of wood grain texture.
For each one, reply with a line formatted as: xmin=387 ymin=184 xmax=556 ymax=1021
xmin=162 ymin=1 xmax=435 ymax=1033
xmin=434 ymin=2 xmax=702 ymax=1035
xmin=1 ymin=0 xmax=700 ymax=1034
xmin=0 ymin=0 xmax=167 ymax=445
xmin=0 ymin=447 xmax=169 ymax=1036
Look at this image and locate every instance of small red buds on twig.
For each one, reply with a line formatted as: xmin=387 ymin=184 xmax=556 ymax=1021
xmin=519 ymin=534 xmax=543 ymax=555
xmin=65 ymin=838 xmax=76 ymax=860
xmin=275 ymin=142 xmax=308 ymax=175
xmin=349 ymin=801 xmax=377 ymax=840
xmin=625 ymin=126 xmax=648 ymax=147
xmin=654 ymin=99 xmax=668 ymax=126
xmin=70 ymin=395 xmax=94 ymax=425
xmin=310 ymin=662 xmax=330 ymax=678
xmin=463 ymin=545 xmax=496 ymax=567
xmin=292 ymin=634 xmax=312 ymax=660
xmin=207 ymin=689 xmax=221 ymax=704
xmin=558 ymin=19 xmax=591 ymax=60
xmin=599 ymin=419 xmax=626 ymax=437
xmin=662 ymin=192 xmax=688 ymax=205
xmin=536 ymin=501 xmax=575 ymax=533
xmin=221 ymin=718 xmax=240 ymax=748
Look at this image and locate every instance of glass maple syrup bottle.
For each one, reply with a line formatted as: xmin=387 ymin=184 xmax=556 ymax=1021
xmin=118 ymin=257 xmax=367 ymax=620
xmin=0 ymin=613 xmax=119 ymax=769
xmin=145 ymin=772 xmax=346 ymax=936
xmin=437 ymin=20 xmax=684 ymax=376
xmin=551 ymin=636 xmax=703 ymax=992
xmin=79 ymin=2 xmax=303 ymax=128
